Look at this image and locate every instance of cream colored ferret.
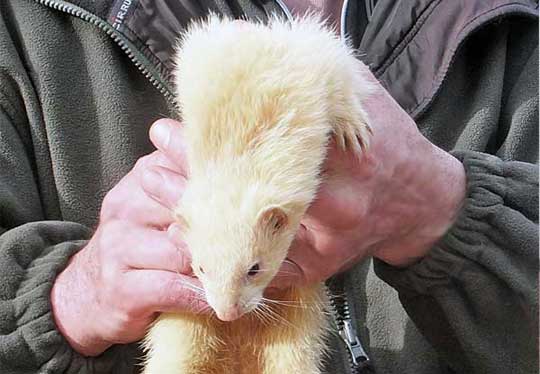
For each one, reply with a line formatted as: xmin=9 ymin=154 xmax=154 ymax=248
xmin=143 ymin=14 xmax=373 ymax=374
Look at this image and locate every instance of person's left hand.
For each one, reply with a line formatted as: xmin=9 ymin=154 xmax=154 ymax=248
xmin=270 ymin=69 xmax=466 ymax=288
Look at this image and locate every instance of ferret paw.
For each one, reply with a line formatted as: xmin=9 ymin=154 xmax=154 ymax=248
xmin=333 ymin=118 xmax=372 ymax=157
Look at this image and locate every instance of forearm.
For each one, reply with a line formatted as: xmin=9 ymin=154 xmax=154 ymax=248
xmin=374 ymin=152 xmax=538 ymax=373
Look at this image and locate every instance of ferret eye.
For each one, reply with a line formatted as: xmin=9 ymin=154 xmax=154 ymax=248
xmin=198 ymin=266 xmax=205 ymax=274
xmin=248 ymin=263 xmax=260 ymax=276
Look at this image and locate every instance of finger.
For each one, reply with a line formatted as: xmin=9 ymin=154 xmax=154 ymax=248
xmin=267 ymin=225 xmax=309 ymax=289
xmin=133 ymin=151 xmax=183 ymax=177
xmin=101 ymin=176 xmax=175 ymax=228
xmin=140 ymin=165 xmax=187 ymax=211
xmin=287 ymin=243 xmax=341 ymax=284
xmin=267 ymin=258 xmax=303 ymax=290
xmin=276 ymin=224 xmax=336 ymax=286
xmin=167 ymin=223 xmax=188 ymax=249
xmin=117 ymin=228 xmax=192 ymax=275
xmin=149 ymin=119 xmax=189 ymax=172
xmin=123 ymin=270 xmax=209 ymax=315
xmin=102 ymin=152 xmax=179 ymax=227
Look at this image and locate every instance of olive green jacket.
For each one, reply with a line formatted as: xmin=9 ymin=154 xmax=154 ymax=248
xmin=0 ymin=0 xmax=537 ymax=373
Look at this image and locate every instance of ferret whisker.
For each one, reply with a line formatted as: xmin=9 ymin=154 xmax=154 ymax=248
xmin=173 ymin=269 xmax=206 ymax=295
xmin=177 ymin=281 xmax=206 ymax=297
xmin=274 ymin=270 xmax=301 ymax=276
xmin=261 ymin=296 xmax=312 ymax=305
xmin=182 ymin=282 xmax=205 ymax=292
xmin=282 ymin=259 xmax=297 ymax=266
xmin=182 ymin=286 xmax=204 ymax=295
xmin=255 ymin=303 xmax=280 ymax=325
xmin=258 ymin=302 xmax=289 ymax=325
xmin=252 ymin=269 xmax=273 ymax=273
xmin=251 ymin=306 xmax=271 ymax=326
xmin=260 ymin=297 xmax=307 ymax=309
xmin=250 ymin=303 xmax=268 ymax=325
xmin=196 ymin=304 xmax=213 ymax=316
xmin=260 ymin=302 xmax=299 ymax=330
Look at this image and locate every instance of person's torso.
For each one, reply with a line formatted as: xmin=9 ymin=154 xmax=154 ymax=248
xmin=0 ymin=1 xmax=536 ymax=373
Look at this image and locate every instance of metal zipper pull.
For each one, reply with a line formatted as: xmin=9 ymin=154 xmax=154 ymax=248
xmin=339 ymin=318 xmax=371 ymax=368
xmin=326 ymin=277 xmax=375 ymax=374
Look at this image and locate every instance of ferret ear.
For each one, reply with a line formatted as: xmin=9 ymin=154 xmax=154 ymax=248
xmin=257 ymin=206 xmax=288 ymax=235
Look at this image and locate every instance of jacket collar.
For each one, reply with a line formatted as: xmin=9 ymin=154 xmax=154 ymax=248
xmin=349 ymin=0 xmax=538 ymax=118
xmin=60 ymin=0 xmax=290 ymax=83
xmin=41 ymin=0 xmax=538 ymax=118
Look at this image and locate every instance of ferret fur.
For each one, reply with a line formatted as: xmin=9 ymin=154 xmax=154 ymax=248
xmin=143 ymin=15 xmax=373 ymax=374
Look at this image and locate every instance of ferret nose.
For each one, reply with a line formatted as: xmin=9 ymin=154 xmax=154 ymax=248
xmin=216 ymin=303 xmax=242 ymax=322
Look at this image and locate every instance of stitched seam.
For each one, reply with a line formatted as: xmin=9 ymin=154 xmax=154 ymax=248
xmin=411 ymin=3 xmax=538 ymax=117
xmin=374 ymin=0 xmax=442 ymax=77
xmin=123 ymin=16 xmax=172 ymax=81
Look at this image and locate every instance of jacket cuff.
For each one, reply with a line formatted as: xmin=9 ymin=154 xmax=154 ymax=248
xmin=0 ymin=221 xmax=139 ymax=373
xmin=373 ymin=151 xmax=508 ymax=295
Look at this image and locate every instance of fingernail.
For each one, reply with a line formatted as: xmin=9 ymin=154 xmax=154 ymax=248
xmin=151 ymin=120 xmax=171 ymax=149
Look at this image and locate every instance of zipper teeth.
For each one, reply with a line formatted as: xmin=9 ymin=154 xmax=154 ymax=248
xmin=326 ymin=285 xmax=359 ymax=374
xmin=34 ymin=0 xmax=176 ymax=106
xmin=340 ymin=0 xmax=350 ymax=39
xmin=273 ymin=0 xmax=294 ymax=21
xmin=326 ymin=286 xmax=345 ymax=328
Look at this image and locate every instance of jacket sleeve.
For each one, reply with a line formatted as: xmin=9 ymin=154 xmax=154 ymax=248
xmin=373 ymin=19 xmax=539 ymax=374
xmin=0 ymin=6 xmax=141 ymax=371
xmin=0 ymin=105 xmax=141 ymax=373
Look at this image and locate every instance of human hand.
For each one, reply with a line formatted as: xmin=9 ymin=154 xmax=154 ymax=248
xmin=50 ymin=120 xmax=207 ymax=357
xmin=272 ymin=69 xmax=467 ymax=288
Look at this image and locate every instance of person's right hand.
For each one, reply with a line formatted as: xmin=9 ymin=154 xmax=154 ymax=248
xmin=50 ymin=119 xmax=206 ymax=357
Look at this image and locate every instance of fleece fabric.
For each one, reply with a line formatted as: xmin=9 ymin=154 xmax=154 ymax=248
xmin=0 ymin=0 xmax=537 ymax=373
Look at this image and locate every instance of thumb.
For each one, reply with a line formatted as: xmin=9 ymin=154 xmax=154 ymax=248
xmin=268 ymin=258 xmax=304 ymax=290
xmin=149 ymin=119 xmax=189 ymax=173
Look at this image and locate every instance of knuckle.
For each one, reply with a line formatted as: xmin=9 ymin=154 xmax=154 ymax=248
xmin=120 ymin=298 xmax=140 ymax=321
xmin=97 ymin=240 xmax=125 ymax=279
xmin=100 ymin=261 xmax=120 ymax=288
xmin=111 ymin=309 xmax=133 ymax=329
xmin=100 ymin=191 xmax=119 ymax=219
xmin=176 ymin=253 xmax=190 ymax=274
xmin=134 ymin=152 xmax=159 ymax=172
xmin=140 ymin=168 xmax=164 ymax=201
xmin=98 ymin=221 xmax=124 ymax=249
xmin=134 ymin=155 xmax=150 ymax=171
xmin=107 ymin=282 xmax=140 ymax=320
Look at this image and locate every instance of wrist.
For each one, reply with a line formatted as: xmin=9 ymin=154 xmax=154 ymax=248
xmin=374 ymin=143 xmax=466 ymax=267
xmin=51 ymin=246 xmax=111 ymax=357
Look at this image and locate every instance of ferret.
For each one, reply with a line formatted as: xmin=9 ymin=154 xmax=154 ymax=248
xmin=143 ymin=15 xmax=373 ymax=374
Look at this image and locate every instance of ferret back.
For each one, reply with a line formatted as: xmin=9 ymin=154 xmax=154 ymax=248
xmin=173 ymin=16 xmax=369 ymax=176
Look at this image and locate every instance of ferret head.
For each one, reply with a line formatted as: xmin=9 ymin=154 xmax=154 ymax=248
xmin=178 ymin=178 xmax=303 ymax=322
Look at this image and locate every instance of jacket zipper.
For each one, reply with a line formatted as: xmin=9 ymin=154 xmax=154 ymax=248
xmin=326 ymin=285 xmax=373 ymax=374
xmin=34 ymin=0 xmax=294 ymax=108
xmin=33 ymin=0 xmax=176 ymax=107
xmin=334 ymin=1 xmax=375 ymax=370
